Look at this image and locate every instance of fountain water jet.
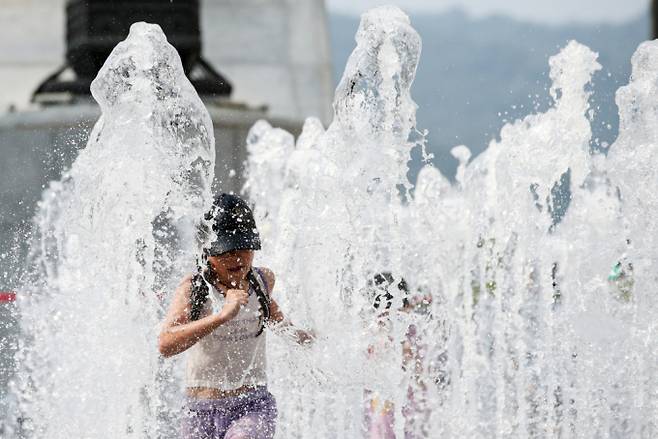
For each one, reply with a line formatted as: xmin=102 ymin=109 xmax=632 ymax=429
xmin=246 ymin=6 xmax=423 ymax=438
xmin=10 ymin=22 xmax=215 ymax=438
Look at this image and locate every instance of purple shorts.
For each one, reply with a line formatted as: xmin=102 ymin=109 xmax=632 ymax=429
xmin=181 ymin=387 xmax=277 ymax=439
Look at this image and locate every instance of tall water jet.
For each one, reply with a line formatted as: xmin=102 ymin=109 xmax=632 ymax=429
xmin=604 ymin=39 xmax=658 ymax=437
xmin=10 ymin=23 xmax=215 ymax=438
xmin=245 ymin=6 xmax=422 ymax=438
xmin=423 ymin=40 xmax=605 ymax=438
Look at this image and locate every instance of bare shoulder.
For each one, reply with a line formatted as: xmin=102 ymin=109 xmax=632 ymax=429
xmin=161 ymin=273 xmax=198 ymax=327
xmin=256 ymin=266 xmax=276 ymax=294
xmin=171 ymin=273 xmax=193 ymax=300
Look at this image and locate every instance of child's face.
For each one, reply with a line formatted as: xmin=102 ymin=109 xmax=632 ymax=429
xmin=208 ymin=249 xmax=254 ymax=287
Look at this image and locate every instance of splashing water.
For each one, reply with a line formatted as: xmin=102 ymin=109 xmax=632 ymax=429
xmin=10 ymin=23 xmax=214 ymax=438
xmin=245 ymin=6 xmax=657 ymax=439
xmin=4 ymin=5 xmax=656 ymax=439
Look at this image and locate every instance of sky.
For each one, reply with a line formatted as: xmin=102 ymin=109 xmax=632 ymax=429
xmin=326 ymin=0 xmax=651 ymax=25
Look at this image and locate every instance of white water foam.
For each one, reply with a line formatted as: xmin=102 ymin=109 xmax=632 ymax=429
xmin=245 ymin=6 xmax=657 ymax=439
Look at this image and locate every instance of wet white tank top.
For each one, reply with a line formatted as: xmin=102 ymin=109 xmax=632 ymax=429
xmin=185 ymin=270 xmax=268 ymax=391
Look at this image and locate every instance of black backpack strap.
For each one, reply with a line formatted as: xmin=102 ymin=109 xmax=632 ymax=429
xmin=247 ymin=268 xmax=271 ymax=337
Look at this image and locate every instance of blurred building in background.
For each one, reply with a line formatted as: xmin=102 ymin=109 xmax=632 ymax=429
xmin=0 ymin=0 xmax=333 ymax=120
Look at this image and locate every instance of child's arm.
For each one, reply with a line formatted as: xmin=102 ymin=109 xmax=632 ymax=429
xmin=259 ymin=267 xmax=316 ymax=346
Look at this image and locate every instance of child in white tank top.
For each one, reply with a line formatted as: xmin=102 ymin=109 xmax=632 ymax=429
xmin=159 ymin=194 xmax=314 ymax=439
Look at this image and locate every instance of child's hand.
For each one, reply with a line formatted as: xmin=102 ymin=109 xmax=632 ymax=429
xmin=220 ymin=289 xmax=249 ymax=321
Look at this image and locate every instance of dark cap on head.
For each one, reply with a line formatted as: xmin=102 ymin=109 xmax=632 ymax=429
xmin=206 ymin=193 xmax=261 ymax=256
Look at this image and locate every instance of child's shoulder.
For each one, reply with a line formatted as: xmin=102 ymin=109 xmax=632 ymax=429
xmin=175 ymin=273 xmax=195 ymax=293
xmin=180 ymin=272 xmax=195 ymax=284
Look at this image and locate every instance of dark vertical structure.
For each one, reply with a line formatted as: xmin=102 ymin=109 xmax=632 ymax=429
xmin=33 ymin=0 xmax=231 ymax=101
xmin=651 ymin=0 xmax=658 ymax=40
